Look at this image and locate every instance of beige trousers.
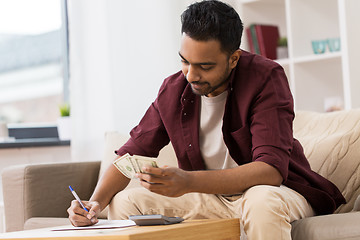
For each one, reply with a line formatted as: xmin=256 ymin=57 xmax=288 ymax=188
xmin=108 ymin=185 xmax=314 ymax=240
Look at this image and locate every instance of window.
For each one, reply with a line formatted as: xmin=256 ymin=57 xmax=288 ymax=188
xmin=0 ymin=0 xmax=69 ymax=126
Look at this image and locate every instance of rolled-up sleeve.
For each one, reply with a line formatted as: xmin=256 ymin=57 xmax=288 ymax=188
xmin=115 ymin=99 xmax=170 ymax=158
xmin=250 ymin=66 xmax=294 ymax=181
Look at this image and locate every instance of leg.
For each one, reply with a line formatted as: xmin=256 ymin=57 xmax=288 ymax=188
xmin=108 ymin=187 xmax=234 ymax=220
xmin=239 ymin=185 xmax=314 ymax=240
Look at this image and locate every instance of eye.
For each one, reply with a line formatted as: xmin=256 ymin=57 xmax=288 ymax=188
xmin=181 ymin=59 xmax=189 ymax=65
xmin=200 ymin=65 xmax=213 ymax=71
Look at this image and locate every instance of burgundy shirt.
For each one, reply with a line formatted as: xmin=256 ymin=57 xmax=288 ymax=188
xmin=116 ymin=50 xmax=346 ymax=215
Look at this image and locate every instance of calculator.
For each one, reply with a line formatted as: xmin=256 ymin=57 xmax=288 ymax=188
xmin=129 ymin=214 xmax=184 ymax=226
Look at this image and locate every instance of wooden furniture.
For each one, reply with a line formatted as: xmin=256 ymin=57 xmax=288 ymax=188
xmin=235 ymin=0 xmax=360 ymax=112
xmin=0 ymin=219 xmax=240 ymax=240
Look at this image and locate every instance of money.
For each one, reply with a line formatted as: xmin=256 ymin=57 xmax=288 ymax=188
xmin=113 ymin=153 xmax=159 ymax=179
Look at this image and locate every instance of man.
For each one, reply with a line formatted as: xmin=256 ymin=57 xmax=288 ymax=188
xmin=68 ymin=1 xmax=345 ymax=239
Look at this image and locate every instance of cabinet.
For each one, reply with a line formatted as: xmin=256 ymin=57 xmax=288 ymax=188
xmin=235 ymin=0 xmax=360 ymax=112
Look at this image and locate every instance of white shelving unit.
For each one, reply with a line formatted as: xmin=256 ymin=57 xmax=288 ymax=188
xmin=236 ymin=0 xmax=360 ymax=112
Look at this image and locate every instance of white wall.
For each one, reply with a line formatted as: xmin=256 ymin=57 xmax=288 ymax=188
xmin=68 ymin=0 xmax=189 ymax=161
xmin=107 ymin=1 xmax=185 ymax=132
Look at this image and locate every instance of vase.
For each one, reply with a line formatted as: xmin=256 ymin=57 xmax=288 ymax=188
xmin=276 ymin=46 xmax=288 ymax=59
xmin=57 ymin=116 xmax=71 ymax=141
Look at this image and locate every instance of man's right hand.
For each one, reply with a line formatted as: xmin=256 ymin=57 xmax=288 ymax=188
xmin=67 ymin=200 xmax=100 ymax=227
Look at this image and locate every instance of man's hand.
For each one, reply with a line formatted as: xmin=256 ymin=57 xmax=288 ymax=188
xmin=67 ymin=200 xmax=100 ymax=227
xmin=136 ymin=166 xmax=192 ymax=197
xmin=136 ymin=162 xmax=282 ymax=197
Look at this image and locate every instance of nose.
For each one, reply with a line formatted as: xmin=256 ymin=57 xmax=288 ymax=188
xmin=184 ymin=64 xmax=200 ymax=82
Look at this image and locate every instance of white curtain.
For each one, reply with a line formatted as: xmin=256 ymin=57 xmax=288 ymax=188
xmin=67 ymin=0 xmax=187 ymax=161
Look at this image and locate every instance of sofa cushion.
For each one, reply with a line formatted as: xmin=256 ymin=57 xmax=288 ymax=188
xmin=24 ymin=217 xmax=70 ymax=230
xmin=291 ymin=212 xmax=360 ymax=240
xmin=100 ymin=131 xmax=130 ymax=179
xmin=293 ymin=109 xmax=360 ymax=213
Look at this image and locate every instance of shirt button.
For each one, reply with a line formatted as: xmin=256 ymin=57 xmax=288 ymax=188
xmin=184 ymin=112 xmax=187 ymax=116
xmin=189 ymin=144 xmax=192 ymax=147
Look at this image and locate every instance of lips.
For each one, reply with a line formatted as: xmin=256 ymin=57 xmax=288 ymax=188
xmin=191 ymin=83 xmax=203 ymax=89
xmin=191 ymin=81 xmax=208 ymax=88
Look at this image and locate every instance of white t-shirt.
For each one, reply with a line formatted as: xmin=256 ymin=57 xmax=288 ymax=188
xmin=199 ymin=91 xmax=238 ymax=170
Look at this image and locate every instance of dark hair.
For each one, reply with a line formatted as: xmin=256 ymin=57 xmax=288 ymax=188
xmin=181 ymin=0 xmax=243 ymax=55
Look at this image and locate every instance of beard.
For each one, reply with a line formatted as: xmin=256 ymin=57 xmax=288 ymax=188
xmin=187 ymin=64 xmax=231 ymax=97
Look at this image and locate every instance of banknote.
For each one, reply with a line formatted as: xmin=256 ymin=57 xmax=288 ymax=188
xmin=113 ymin=153 xmax=158 ymax=179
xmin=112 ymin=153 xmax=137 ymax=178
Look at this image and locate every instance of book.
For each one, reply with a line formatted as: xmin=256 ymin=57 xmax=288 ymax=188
xmin=254 ymin=24 xmax=280 ymax=60
xmin=245 ymin=27 xmax=255 ymax=54
xmin=249 ymin=24 xmax=261 ymax=55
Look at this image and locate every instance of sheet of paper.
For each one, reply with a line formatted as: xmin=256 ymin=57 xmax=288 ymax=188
xmin=52 ymin=219 xmax=136 ymax=231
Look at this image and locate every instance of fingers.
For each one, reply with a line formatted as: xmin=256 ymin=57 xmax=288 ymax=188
xmin=136 ymin=172 xmax=168 ymax=185
xmin=137 ymin=167 xmax=189 ymax=197
xmin=67 ymin=212 xmax=95 ymax=227
xmin=67 ymin=200 xmax=99 ymax=227
xmin=141 ymin=166 xmax=168 ymax=176
xmin=135 ymin=166 xmax=167 ymax=184
xmin=85 ymin=201 xmax=100 ymax=220
xmin=139 ymin=179 xmax=180 ymax=197
xmin=71 ymin=200 xmax=89 ymax=216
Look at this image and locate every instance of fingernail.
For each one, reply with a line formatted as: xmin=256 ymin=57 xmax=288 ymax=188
xmin=91 ymin=218 xmax=97 ymax=223
xmin=87 ymin=214 xmax=92 ymax=219
xmin=135 ymin=173 xmax=139 ymax=178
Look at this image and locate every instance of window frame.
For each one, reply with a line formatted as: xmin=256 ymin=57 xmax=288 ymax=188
xmin=0 ymin=0 xmax=70 ymax=148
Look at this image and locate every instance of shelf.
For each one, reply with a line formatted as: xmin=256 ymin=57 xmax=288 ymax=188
xmin=289 ymin=0 xmax=340 ymax=58
xmin=240 ymin=0 xmax=283 ymax=5
xmin=240 ymin=0 xmax=259 ymax=3
xmin=293 ymin=51 xmax=342 ymax=64
xmin=0 ymin=138 xmax=70 ymax=149
xmin=275 ymin=58 xmax=290 ymax=66
xmin=239 ymin=0 xmax=359 ymax=111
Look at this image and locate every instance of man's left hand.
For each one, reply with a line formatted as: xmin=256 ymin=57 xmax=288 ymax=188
xmin=135 ymin=166 xmax=191 ymax=197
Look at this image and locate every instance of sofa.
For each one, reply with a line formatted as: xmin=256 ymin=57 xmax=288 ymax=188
xmin=2 ymin=109 xmax=360 ymax=239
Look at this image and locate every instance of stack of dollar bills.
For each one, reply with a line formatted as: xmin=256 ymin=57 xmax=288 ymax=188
xmin=113 ymin=153 xmax=159 ymax=179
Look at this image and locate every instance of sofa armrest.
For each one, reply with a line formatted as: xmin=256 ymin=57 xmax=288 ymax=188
xmin=291 ymin=212 xmax=360 ymax=240
xmin=352 ymin=194 xmax=360 ymax=211
xmin=1 ymin=161 xmax=101 ymax=232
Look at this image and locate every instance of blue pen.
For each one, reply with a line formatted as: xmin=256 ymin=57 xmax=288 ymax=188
xmin=69 ymin=185 xmax=89 ymax=212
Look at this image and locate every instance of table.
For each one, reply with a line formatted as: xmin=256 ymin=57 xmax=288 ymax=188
xmin=0 ymin=219 xmax=240 ymax=240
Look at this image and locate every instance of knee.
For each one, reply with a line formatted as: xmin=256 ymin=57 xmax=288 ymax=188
xmin=241 ymin=185 xmax=289 ymax=220
xmin=111 ymin=188 xmax=139 ymax=206
xmin=241 ymin=186 xmax=293 ymax=239
xmin=108 ymin=188 xmax=145 ymax=219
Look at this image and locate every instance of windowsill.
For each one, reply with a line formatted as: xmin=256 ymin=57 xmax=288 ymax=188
xmin=0 ymin=124 xmax=70 ymax=148
xmin=0 ymin=138 xmax=70 ymax=149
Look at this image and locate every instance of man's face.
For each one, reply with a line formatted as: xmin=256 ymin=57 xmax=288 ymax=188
xmin=179 ymin=33 xmax=240 ymax=97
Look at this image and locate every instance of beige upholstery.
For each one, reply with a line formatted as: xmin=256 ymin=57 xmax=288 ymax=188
xmin=2 ymin=110 xmax=360 ymax=239
xmin=291 ymin=211 xmax=360 ymax=239
xmin=1 ymin=161 xmax=100 ymax=232
xmin=293 ymin=110 xmax=360 ymax=213
xmin=290 ymin=109 xmax=360 ymax=239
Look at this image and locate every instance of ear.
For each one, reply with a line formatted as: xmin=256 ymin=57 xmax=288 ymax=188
xmin=229 ymin=49 xmax=242 ymax=69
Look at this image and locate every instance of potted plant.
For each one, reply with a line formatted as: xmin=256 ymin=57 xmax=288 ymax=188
xmin=57 ymin=103 xmax=71 ymax=140
xmin=277 ymin=37 xmax=288 ymax=59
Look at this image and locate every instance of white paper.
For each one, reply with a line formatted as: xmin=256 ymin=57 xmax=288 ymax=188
xmin=52 ymin=220 xmax=136 ymax=231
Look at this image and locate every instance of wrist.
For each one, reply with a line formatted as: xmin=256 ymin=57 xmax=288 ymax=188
xmin=186 ymin=170 xmax=199 ymax=193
